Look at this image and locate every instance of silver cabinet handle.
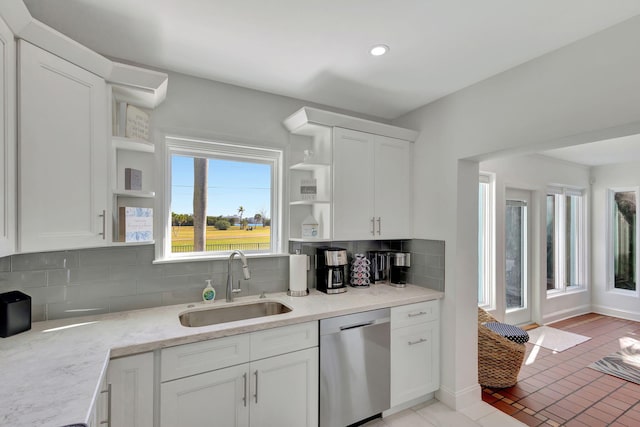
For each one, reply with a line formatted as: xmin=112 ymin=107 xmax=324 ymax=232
xmin=99 ymin=210 xmax=106 ymax=239
xmin=377 ymin=217 xmax=381 ymax=235
xmin=242 ymin=373 xmax=247 ymax=407
xmin=408 ymin=338 xmax=427 ymax=346
xmin=253 ymin=370 xmax=259 ymax=404
xmin=408 ymin=311 xmax=427 ymax=318
xmin=370 ymin=217 xmax=375 ymax=235
xmin=99 ymin=383 xmax=111 ymax=425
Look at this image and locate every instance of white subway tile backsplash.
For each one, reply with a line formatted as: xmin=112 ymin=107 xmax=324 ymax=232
xmin=11 ymin=251 xmax=78 ymax=271
xmin=65 ymin=280 xmax=137 ymax=301
xmin=107 ymin=264 xmax=163 ymax=281
xmin=0 ymin=271 xmax=47 ymax=289
xmin=160 ymin=286 xmax=204 ymax=306
xmin=162 ymin=261 xmax=211 ymax=277
xmin=78 ymin=247 xmax=138 ymax=267
xmin=137 ymin=275 xmax=189 ymax=294
xmin=108 ymin=293 xmax=163 ymax=313
xmin=0 ymin=256 xmax=11 ymax=272
xmin=47 ymin=266 xmax=110 ymax=286
xmin=0 ymin=238 xmax=444 ymax=321
xmin=24 ymin=285 xmax=67 ymax=305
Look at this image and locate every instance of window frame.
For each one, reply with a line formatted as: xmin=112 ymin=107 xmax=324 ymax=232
xmin=546 ymin=186 xmax=588 ymax=296
xmin=156 ymin=135 xmax=283 ymax=262
xmin=478 ymin=172 xmax=495 ymax=310
xmin=607 ymin=187 xmax=640 ymax=297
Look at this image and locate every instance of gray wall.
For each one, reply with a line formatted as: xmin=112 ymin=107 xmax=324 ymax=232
xmin=393 ymin=14 xmax=640 ymax=409
xmin=0 ymin=239 xmax=444 ymax=322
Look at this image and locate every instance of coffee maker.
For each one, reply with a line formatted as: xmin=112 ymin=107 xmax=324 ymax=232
xmin=316 ymin=247 xmax=348 ymax=294
xmin=389 ymin=252 xmax=411 ymax=287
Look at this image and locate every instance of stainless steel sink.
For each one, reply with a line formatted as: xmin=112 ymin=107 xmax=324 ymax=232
xmin=179 ymin=300 xmax=292 ymax=327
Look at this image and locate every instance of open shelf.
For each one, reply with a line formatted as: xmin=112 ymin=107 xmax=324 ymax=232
xmin=289 ymin=162 xmax=330 ymax=171
xmin=289 ymin=200 xmax=330 ymax=206
xmin=113 ymin=189 xmax=156 ymax=198
xmin=112 ymin=136 xmax=155 ymax=153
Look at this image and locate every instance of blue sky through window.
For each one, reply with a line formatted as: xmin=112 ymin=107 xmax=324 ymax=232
xmin=171 ymin=155 xmax=271 ymax=218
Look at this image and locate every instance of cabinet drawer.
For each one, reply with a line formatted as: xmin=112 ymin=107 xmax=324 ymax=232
xmin=391 ymin=300 xmax=439 ymax=329
xmin=250 ymin=321 xmax=318 ymax=361
xmin=161 ymin=334 xmax=250 ymax=382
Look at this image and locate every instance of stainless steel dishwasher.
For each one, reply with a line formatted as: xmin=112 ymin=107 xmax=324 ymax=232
xmin=319 ymin=308 xmax=390 ymax=427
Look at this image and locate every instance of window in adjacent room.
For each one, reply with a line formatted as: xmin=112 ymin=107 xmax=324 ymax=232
xmin=546 ymin=186 xmax=587 ymax=294
xmin=478 ymin=173 xmax=495 ymax=309
xmin=608 ymin=188 xmax=638 ymax=294
xmin=159 ymin=136 xmax=282 ymax=260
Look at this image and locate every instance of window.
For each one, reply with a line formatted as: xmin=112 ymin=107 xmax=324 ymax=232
xmin=478 ymin=173 xmax=495 ymax=309
xmin=546 ymin=186 xmax=587 ymax=293
xmin=159 ymin=136 xmax=282 ymax=260
xmin=608 ymin=188 xmax=639 ymax=294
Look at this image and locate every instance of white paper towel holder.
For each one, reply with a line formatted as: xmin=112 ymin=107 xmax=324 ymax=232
xmin=288 ymin=250 xmax=310 ymax=297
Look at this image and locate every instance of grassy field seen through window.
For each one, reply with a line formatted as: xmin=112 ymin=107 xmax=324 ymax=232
xmin=171 ymin=225 xmax=270 ymax=253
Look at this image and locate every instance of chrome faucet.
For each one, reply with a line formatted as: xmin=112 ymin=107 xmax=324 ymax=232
xmin=226 ymin=250 xmax=251 ymax=302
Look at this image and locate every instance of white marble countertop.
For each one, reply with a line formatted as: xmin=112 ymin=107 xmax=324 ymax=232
xmin=0 ymin=284 xmax=443 ymax=427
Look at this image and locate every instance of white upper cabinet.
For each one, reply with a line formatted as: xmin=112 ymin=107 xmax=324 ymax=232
xmin=373 ymin=134 xmax=412 ymax=239
xmin=0 ymin=16 xmax=16 ymax=257
xmin=333 ymin=128 xmax=376 ymax=239
xmin=18 ymin=40 xmax=108 ymax=252
xmin=284 ymin=107 xmax=417 ymax=242
xmin=333 ymin=128 xmax=412 ymax=240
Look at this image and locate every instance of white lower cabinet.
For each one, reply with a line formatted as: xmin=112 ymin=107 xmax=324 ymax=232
xmin=161 ymin=363 xmax=250 ymax=427
xmin=160 ymin=321 xmax=318 ymax=427
xmin=249 ymin=347 xmax=318 ymax=427
xmin=161 ymin=347 xmax=318 ymax=427
xmin=390 ymin=301 xmax=440 ymax=408
xmin=107 ymin=352 xmax=154 ymax=427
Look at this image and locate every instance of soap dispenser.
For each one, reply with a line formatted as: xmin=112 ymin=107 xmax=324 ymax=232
xmin=202 ymin=280 xmax=216 ymax=302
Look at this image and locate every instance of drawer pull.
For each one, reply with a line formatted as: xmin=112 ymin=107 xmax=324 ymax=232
xmin=242 ymin=372 xmax=248 ymax=407
xmin=408 ymin=338 xmax=427 ymax=346
xmin=98 ymin=210 xmax=106 ymax=240
xmin=254 ymin=370 xmax=259 ymax=404
xmin=408 ymin=311 xmax=427 ymax=318
xmin=99 ymin=383 xmax=111 ymax=425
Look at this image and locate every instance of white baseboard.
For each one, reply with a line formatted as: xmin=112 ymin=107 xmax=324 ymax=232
xmin=383 ymin=393 xmax=434 ymax=417
xmin=591 ymin=304 xmax=640 ymax=322
xmin=542 ymin=304 xmax=591 ymax=324
xmin=435 ymin=383 xmax=481 ymax=411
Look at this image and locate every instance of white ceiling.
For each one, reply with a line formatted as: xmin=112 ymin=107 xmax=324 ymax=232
xmin=541 ymin=134 xmax=640 ymax=167
xmin=23 ymin=0 xmax=640 ymax=120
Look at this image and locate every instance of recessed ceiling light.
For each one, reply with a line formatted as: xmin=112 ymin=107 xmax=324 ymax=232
xmin=370 ymin=44 xmax=389 ymax=56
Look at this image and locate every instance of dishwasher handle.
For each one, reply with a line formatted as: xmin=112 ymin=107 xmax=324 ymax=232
xmin=320 ymin=308 xmax=390 ymax=335
xmin=339 ymin=320 xmax=374 ymax=331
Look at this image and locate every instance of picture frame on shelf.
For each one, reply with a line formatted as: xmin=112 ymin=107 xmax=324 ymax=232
xmin=118 ymin=207 xmax=153 ymax=242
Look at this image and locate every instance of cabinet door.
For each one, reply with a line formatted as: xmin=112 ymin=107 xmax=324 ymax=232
xmin=390 ymin=321 xmax=439 ymax=407
xmin=374 ymin=135 xmax=412 ymax=239
xmin=19 ymin=40 xmax=108 ymax=252
xmin=250 ymin=347 xmax=318 ymax=427
xmin=0 ymin=17 xmax=15 ymax=257
xmin=161 ymin=363 xmax=250 ymax=427
xmin=108 ymin=353 xmax=154 ymax=427
xmin=333 ymin=128 xmax=375 ymax=240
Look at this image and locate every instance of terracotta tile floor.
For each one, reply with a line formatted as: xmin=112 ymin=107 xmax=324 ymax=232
xmin=482 ymin=313 xmax=640 ymax=426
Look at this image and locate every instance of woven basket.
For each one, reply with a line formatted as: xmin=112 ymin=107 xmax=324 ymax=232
xmin=478 ymin=307 xmax=525 ymax=388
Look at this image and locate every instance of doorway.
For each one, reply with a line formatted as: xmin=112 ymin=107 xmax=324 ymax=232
xmin=504 ymin=189 xmax=532 ymax=325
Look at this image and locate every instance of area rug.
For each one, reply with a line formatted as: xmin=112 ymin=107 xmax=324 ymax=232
xmin=526 ymin=325 xmax=591 ymax=352
xmin=589 ymin=337 xmax=640 ymax=385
